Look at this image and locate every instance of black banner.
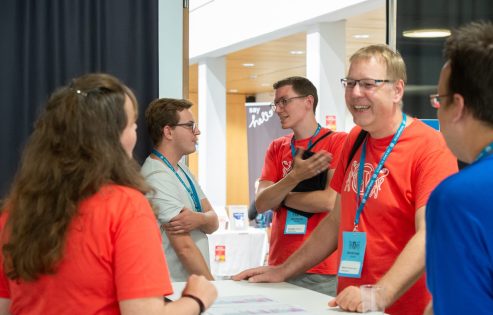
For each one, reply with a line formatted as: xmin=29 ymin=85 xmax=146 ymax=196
xmin=245 ymin=103 xmax=290 ymax=203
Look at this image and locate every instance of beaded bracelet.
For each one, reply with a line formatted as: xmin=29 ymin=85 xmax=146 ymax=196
xmin=182 ymin=293 xmax=206 ymax=314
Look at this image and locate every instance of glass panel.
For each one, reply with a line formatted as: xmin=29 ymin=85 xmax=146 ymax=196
xmin=396 ymin=0 xmax=493 ymax=118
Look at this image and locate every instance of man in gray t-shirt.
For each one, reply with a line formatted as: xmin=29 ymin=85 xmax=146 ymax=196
xmin=141 ymin=98 xmax=218 ymax=282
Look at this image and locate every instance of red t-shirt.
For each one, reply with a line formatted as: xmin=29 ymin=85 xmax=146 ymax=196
xmin=261 ymin=129 xmax=347 ymax=274
xmin=0 ymin=185 xmax=172 ymax=315
xmin=331 ymin=120 xmax=458 ymax=315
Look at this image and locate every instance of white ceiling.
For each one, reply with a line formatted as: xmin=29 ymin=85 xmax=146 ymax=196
xmin=189 ymin=6 xmax=386 ymax=95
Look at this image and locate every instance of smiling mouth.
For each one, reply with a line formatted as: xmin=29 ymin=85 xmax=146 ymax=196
xmin=352 ymin=105 xmax=371 ymax=111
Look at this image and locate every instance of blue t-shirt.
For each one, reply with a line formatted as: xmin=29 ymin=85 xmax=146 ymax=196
xmin=426 ymin=154 xmax=493 ymax=314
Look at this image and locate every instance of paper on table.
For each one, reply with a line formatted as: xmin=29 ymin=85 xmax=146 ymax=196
xmin=204 ymin=295 xmax=313 ymax=315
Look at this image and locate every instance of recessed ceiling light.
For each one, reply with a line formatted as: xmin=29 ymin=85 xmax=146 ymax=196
xmin=289 ymin=50 xmax=305 ymax=55
xmin=353 ymin=34 xmax=369 ymax=39
xmin=403 ymin=28 xmax=451 ymax=38
xmin=229 ymin=89 xmax=238 ymax=93
xmin=242 ymin=63 xmax=255 ymax=67
xmin=261 ymin=83 xmax=270 ymax=87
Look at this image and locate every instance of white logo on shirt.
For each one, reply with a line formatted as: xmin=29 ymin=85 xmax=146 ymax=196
xmin=344 ymin=161 xmax=389 ymax=199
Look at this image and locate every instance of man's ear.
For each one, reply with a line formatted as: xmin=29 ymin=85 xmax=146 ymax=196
xmin=163 ymin=125 xmax=173 ymax=140
xmin=305 ymin=95 xmax=315 ymax=112
xmin=392 ymin=79 xmax=405 ymax=104
xmin=450 ymin=93 xmax=466 ymax=123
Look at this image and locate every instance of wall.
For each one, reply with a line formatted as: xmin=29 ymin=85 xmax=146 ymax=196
xmin=188 ymin=92 xmax=199 ymax=176
xmin=188 ymin=92 xmax=249 ymax=205
xmin=226 ymin=94 xmax=249 ymax=205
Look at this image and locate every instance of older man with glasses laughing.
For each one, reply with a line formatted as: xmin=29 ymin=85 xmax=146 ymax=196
xmin=235 ymin=45 xmax=458 ymax=315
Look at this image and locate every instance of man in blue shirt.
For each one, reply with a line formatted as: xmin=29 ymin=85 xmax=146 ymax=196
xmin=425 ymin=21 xmax=493 ymax=315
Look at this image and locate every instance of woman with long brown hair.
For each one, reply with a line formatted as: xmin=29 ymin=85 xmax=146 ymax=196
xmin=0 ymin=73 xmax=216 ymax=315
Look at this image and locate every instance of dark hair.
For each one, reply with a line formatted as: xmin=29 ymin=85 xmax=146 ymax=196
xmin=145 ymin=98 xmax=193 ymax=146
xmin=444 ymin=21 xmax=493 ymax=126
xmin=1 ymin=73 xmax=149 ymax=281
xmin=273 ymin=76 xmax=318 ymax=112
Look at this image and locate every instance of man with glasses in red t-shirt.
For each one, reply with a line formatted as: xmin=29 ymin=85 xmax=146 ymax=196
xmin=234 ymin=46 xmax=457 ymax=315
xmin=234 ymin=76 xmax=347 ymax=296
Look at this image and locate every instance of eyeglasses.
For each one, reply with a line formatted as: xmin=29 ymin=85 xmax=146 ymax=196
xmin=175 ymin=122 xmax=199 ymax=133
xmin=429 ymin=94 xmax=450 ymax=109
xmin=270 ymin=95 xmax=308 ymax=111
xmin=340 ymin=78 xmax=394 ymax=91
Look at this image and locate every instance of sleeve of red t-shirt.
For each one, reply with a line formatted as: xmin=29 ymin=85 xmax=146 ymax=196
xmin=412 ymin=136 xmax=458 ymax=209
xmin=327 ymin=131 xmax=348 ymax=169
xmin=260 ymin=140 xmax=282 ymax=183
xmin=113 ymin=191 xmax=173 ymax=301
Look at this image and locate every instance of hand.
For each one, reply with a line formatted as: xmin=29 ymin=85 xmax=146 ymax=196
xmin=232 ymin=266 xmax=286 ymax=283
xmin=181 ymin=274 xmax=217 ymax=310
xmin=163 ymin=208 xmax=202 ymax=234
xmin=289 ymin=148 xmax=333 ymax=182
xmin=328 ymin=286 xmax=363 ymax=312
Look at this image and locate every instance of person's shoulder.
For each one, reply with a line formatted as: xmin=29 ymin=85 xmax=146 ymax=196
xmin=316 ymin=128 xmax=347 ymax=150
xmin=90 ymin=185 xmax=151 ymax=216
xmin=432 ymin=157 xmax=493 ymax=201
xmin=340 ymin=125 xmax=364 ymax=144
xmin=406 ymin=119 xmax=444 ymax=141
xmin=95 ymin=185 xmax=148 ymax=205
xmin=327 ymin=129 xmax=348 ymax=142
xmin=85 ymin=185 xmax=156 ymax=230
xmin=432 ymin=170 xmax=461 ymax=193
xmin=405 ymin=119 xmax=450 ymax=152
xmin=141 ymin=157 xmax=172 ymax=183
xmin=446 ymin=157 xmax=493 ymax=186
xmin=273 ymin=133 xmax=293 ymax=143
xmin=141 ymin=156 xmax=165 ymax=175
xmin=268 ymin=133 xmax=293 ymax=149
xmin=429 ymin=168 xmax=476 ymax=218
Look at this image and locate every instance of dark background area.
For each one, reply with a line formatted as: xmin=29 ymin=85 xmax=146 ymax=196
xmin=396 ymin=0 xmax=493 ymax=118
xmin=0 ymin=0 xmax=159 ymax=197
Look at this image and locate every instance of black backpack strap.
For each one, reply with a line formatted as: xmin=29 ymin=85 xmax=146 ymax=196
xmin=306 ymin=130 xmax=333 ymax=151
xmin=345 ymin=130 xmax=368 ymax=173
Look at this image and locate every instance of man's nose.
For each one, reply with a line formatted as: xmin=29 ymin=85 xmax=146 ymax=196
xmin=349 ymin=83 xmax=364 ymax=97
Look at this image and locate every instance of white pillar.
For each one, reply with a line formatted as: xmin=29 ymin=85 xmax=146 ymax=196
xmin=158 ymin=0 xmax=183 ymax=98
xmin=306 ymin=21 xmax=353 ymax=132
xmin=198 ymin=57 xmax=227 ymax=207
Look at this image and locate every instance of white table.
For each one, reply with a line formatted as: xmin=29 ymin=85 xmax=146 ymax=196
xmin=207 ymin=227 xmax=268 ymax=277
xmin=169 ymin=280 xmax=356 ymax=314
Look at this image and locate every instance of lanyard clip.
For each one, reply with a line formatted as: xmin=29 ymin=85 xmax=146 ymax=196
xmin=353 ymin=224 xmax=359 ymax=232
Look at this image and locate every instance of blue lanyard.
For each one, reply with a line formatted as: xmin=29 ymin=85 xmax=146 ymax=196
xmin=151 ymin=149 xmax=202 ymax=212
xmin=354 ymin=114 xmax=407 ymax=231
xmin=290 ymin=124 xmax=322 ymax=158
xmin=475 ymin=142 xmax=493 ymax=162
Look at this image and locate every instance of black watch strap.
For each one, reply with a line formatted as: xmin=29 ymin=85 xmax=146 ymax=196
xmin=182 ymin=293 xmax=206 ymax=314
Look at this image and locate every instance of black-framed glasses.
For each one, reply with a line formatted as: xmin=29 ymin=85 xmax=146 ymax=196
xmin=429 ymin=94 xmax=450 ymax=109
xmin=340 ymin=78 xmax=394 ymax=91
xmin=270 ymin=95 xmax=308 ymax=111
xmin=175 ymin=122 xmax=199 ymax=133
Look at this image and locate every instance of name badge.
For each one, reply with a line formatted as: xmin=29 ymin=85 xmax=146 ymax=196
xmin=284 ymin=210 xmax=307 ymax=234
xmin=338 ymin=231 xmax=367 ymax=278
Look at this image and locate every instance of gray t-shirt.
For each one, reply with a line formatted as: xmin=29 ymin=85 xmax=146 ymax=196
xmin=141 ymin=156 xmax=210 ymax=282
